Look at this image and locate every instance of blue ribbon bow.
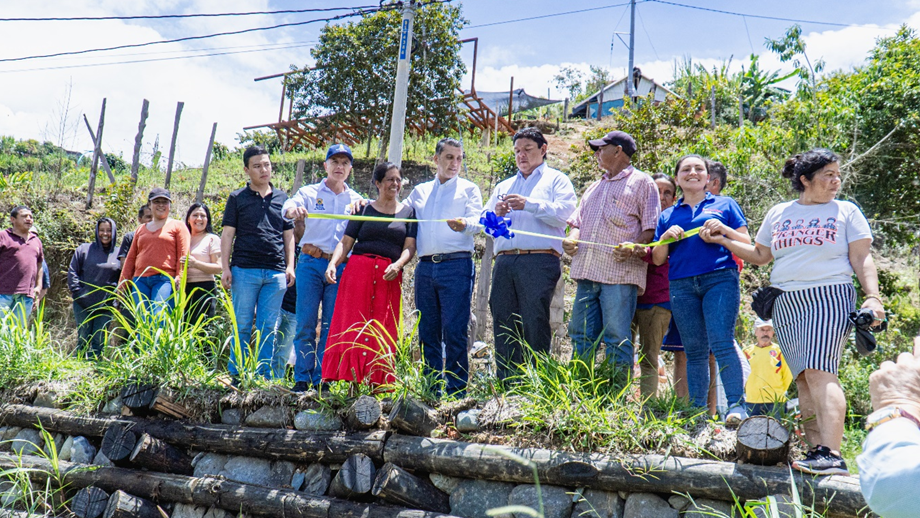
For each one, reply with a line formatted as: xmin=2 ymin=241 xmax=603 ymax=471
xmin=480 ymin=211 xmax=514 ymax=240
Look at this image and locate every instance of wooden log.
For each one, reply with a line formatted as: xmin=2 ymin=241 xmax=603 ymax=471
xmin=382 ymin=435 xmax=868 ymax=518
xmin=293 ymin=158 xmax=305 ymax=193
xmin=0 ymin=405 xmax=386 ymax=464
xmin=100 ymin=423 xmax=137 ymax=465
xmin=164 ymin=101 xmax=184 ymax=189
xmin=196 ymin=122 xmax=218 ymax=203
xmin=130 ymin=99 xmax=149 ymax=182
xmin=0 ymin=453 xmax=460 ymax=518
xmin=82 ymin=114 xmax=116 ymax=184
xmin=346 ymin=395 xmax=381 ymax=430
xmin=471 ymin=235 xmax=493 ymax=344
xmin=149 ymin=394 xmax=191 ymax=420
xmin=103 ymin=490 xmax=163 ymax=518
xmin=120 ymin=382 xmax=159 ymax=415
xmin=129 ymin=433 xmax=193 ymax=475
xmin=388 ymin=397 xmax=440 ymax=437
xmin=85 ymin=98 xmax=106 ymax=209
xmin=736 ymin=415 xmax=790 ymax=466
xmin=71 ymin=486 xmax=109 ymax=518
xmin=328 ymin=453 xmax=376 ymax=500
xmin=371 ymin=462 xmax=449 ymax=513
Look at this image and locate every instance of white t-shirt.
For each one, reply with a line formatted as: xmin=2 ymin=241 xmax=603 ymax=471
xmin=755 ymin=200 xmax=872 ymax=291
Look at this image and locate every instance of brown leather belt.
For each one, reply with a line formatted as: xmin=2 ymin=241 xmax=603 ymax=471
xmin=301 ymin=243 xmax=333 ymax=261
xmin=495 ymin=248 xmax=561 ymax=258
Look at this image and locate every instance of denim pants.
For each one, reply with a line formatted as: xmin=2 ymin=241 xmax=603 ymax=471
xmin=293 ymin=255 xmax=344 ymax=386
xmin=569 ymin=280 xmax=637 ymax=367
xmin=229 ymin=266 xmax=287 ymax=378
xmin=0 ymin=294 xmax=33 ymax=324
xmin=73 ymin=302 xmax=112 ymax=358
xmin=273 ymin=308 xmax=297 ymax=379
xmin=415 ymin=257 xmax=475 ymax=395
xmin=132 ymin=274 xmax=174 ymax=316
xmin=669 ymin=268 xmax=744 ymax=409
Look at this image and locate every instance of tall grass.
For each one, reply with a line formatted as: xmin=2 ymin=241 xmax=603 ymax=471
xmin=0 ymin=427 xmax=74 ymax=516
xmin=0 ymin=304 xmax=77 ymax=389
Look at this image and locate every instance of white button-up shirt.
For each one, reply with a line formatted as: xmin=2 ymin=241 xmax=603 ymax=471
xmin=483 ymin=163 xmax=577 ymax=254
xmin=407 ymin=175 xmax=482 ymax=258
xmin=282 ymin=179 xmax=364 ymax=253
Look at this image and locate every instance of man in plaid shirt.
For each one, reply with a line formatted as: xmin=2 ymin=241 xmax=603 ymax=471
xmin=563 ymin=131 xmax=660 ymax=373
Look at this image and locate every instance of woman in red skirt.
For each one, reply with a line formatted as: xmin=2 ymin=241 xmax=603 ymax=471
xmin=323 ymin=162 xmax=417 ymax=386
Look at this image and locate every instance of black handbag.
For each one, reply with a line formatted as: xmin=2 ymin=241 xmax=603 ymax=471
xmin=751 ymin=286 xmax=785 ymax=320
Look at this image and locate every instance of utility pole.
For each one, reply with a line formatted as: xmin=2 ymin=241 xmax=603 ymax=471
xmin=387 ymin=1 xmax=417 ymax=169
xmin=627 ymin=0 xmax=636 ymax=99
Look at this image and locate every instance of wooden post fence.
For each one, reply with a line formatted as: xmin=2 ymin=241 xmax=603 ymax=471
xmin=164 ymin=101 xmax=184 ymax=189
xmin=131 ymin=99 xmax=149 ymax=182
xmin=82 ymin=114 xmax=116 ymax=184
xmin=293 ymin=159 xmax=306 ymax=193
xmin=471 ymin=236 xmax=494 ymax=345
xmin=85 ymin=98 xmax=107 ymax=209
xmin=196 ymin=123 xmax=218 ymax=203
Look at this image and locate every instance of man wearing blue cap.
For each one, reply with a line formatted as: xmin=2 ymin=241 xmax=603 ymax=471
xmin=282 ymin=143 xmax=364 ymax=392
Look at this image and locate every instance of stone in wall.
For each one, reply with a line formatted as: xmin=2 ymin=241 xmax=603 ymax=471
xmin=450 ymin=479 xmax=516 ymax=518
xmin=299 ymin=463 xmax=331 ymax=496
xmin=684 ymin=497 xmax=736 ymax=518
xmin=219 ymin=456 xmax=295 ymax=488
xmin=573 ymin=488 xmax=625 ymax=518
xmin=0 ymin=427 xmax=22 ymax=451
xmin=42 ymin=432 xmax=65 ymax=458
xmin=750 ymin=495 xmax=798 ymax=518
xmin=667 ymin=495 xmax=691 ymax=512
xmin=430 ymin=473 xmax=462 ymax=495
xmin=192 ymin=453 xmax=230 ymax=478
xmin=220 ymin=408 xmax=241 ymax=426
xmin=509 ymin=484 xmax=572 ymax=518
xmin=172 ymin=503 xmax=234 ymax=518
xmin=69 ymin=436 xmax=96 ymax=464
xmin=294 ymin=409 xmax=344 ymax=431
xmin=244 ymin=406 xmax=289 ymax=428
xmin=33 ymin=390 xmax=64 ymax=409
xmin=11 ymin=429 xmax=42 ymax=456
xmin=102 ymin=394 xmax=123 ymax=414
xmin=59 ymin=436 xmax=74 ymax=461
xmin=623 ymin=493 xmax=678 ymax=518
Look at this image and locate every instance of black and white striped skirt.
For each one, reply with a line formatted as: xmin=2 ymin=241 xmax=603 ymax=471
xmin=773 ymin=283 xmax=855 ymax=378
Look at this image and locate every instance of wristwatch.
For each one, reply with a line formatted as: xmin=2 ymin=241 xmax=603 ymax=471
xmin=865 ymin=406 xmax=920 ymax=431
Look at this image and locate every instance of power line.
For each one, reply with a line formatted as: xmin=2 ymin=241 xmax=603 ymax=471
xmin=636 ymin=5 xmax=659 ymax=61
xmin=45 ymin=40 xmax=318 ymax=62
xmin=647 ymin=0 xmax=850 ymax=27
xmin=0 ymin=43 xmax=316 ymax=74
xmin=0 ymin=6 xmax=375 ymax=22
xmin=0 ymin=6 xmax=390 ymax=64
xmin=465 ymin=2 xmax=638 ymax=29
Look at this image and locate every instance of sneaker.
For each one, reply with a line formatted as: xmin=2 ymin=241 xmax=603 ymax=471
xmin=792 ymin=445 xmax=849 ymax=476
xmin=725 ymin=405 xmax=749 ymax=428
xmin=292 ymin=381 xmax=312 ymax=393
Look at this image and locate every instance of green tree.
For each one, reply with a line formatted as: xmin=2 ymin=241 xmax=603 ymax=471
xmin=765 ymin=24 xmax=825 ymax=96
xmin=287 ymin=2 xmax=466 ymax=145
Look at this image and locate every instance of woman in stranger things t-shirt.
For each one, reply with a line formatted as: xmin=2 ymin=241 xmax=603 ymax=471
xmin=699 ymin=148 xmax=885 ymax=477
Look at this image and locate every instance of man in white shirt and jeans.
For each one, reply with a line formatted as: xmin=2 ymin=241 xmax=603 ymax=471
xmin=484 ymin=127 xmax=577 ymax=381
xmin=407 ymin=138 xmax=482 ymax=396
xmin=282 ymin=144 xmax=364 ymax=392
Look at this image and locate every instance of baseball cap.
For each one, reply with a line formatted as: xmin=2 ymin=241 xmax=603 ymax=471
xmin=325 ymin=143 xmax=354 ymax=164
xmin=588 ymin=130 xmax=638 ymax=156
xmin=754 ymin=318 xmax=773 ymax=330
xmin=148 ymin=187 xmax=172 ymax=202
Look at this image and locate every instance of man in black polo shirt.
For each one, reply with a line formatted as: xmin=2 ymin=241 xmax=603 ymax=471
xmin=221 ymin=146 xmax=295 ymax=380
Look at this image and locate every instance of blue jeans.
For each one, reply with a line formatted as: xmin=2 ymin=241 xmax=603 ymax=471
xmin=0 ymin=294 xmax=33 ymax=324
xmin=229 ymin=266 xmax=287 ymax=378
xmin=73 ymin=302 xmax=112 ymax=358
xmin=132 ymin=274 xmax=174 ymax=315
xmin=273 ymin=309 xmax=297 ymax=380
xmin=669 ymin=268 xmax=744 ymax=409
xmin=569 ymin=280 xmax=637 ymax=367
xmin=415 ymin=257 xmax=475 ymax=395
xmin=293 ymin=255 xmax=344 ymax=385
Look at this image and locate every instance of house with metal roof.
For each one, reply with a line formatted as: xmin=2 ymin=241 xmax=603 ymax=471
xmin=570 ymin=69 xmax=678 ymax=119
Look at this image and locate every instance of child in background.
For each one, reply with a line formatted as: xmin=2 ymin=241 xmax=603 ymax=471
xmin=744 ymin=318 xmax=793 ymax=417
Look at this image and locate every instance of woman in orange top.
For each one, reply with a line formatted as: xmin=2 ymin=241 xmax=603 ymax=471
xmin=119 ymin=188 xmax=190 ymax=314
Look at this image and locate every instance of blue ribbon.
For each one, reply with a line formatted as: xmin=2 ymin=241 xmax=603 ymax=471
xmin=480 ymin=211 xmax=515 ymax=240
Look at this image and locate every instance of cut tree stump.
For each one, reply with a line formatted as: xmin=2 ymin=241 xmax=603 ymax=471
xmin=372 ymin=462 xmax=450 ymax=513
xmin=345 ymin=396 xmax=381 ymax=430
xmin=736 ymin=415 xmax=790 ymax=466
xmin=71 ymin=486 xmax=109 ymax=518
xmin=100 ymin=424 xmax=137 ymax=465
xmin=129 ymin=433 xmax=193 ymax=475
xmin=388 ymin=397 xmax=440 ymax=437
xmin=328 ymin=453 xmax=376 ymax=500
xmin=120 ymin=383 xmax=191 ymax=419
xmin=0 ymin=405 xmax=386 ymax=464
xmin=0 ymin=453 xmax=462 ymax=518
xmin=103 ymin=490 xmax=163 ymax=518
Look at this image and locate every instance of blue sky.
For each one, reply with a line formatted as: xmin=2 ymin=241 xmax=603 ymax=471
xmin=0 ymin=1 xmax=916 ymax=166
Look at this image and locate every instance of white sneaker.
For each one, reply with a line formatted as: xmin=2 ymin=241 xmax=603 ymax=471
xmin=725 ymin=405 xmax=749 ymax=428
